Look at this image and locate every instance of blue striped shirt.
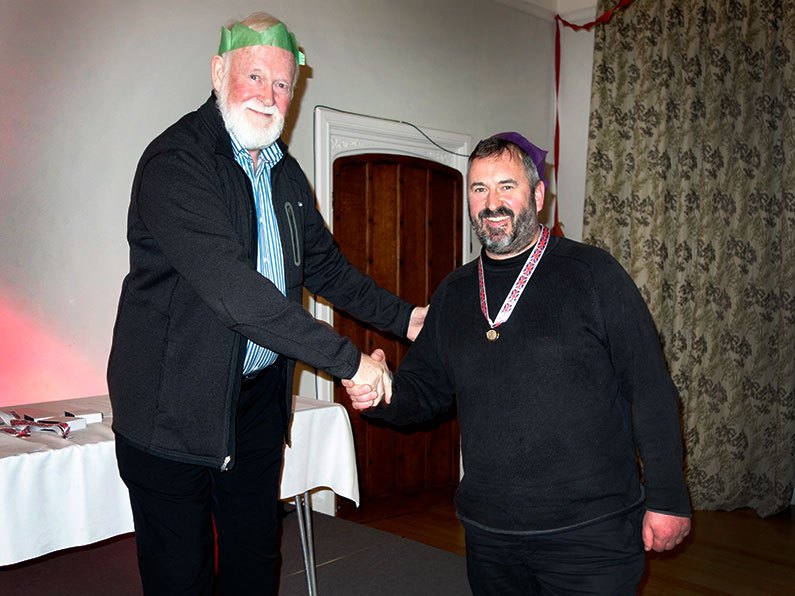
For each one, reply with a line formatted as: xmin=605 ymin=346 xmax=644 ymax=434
xmin=229 ymin=134 xmax=286 ymax=376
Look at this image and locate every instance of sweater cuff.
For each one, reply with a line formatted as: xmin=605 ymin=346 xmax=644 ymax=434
xmin=643 ymin=483 xmax=692 ymax=517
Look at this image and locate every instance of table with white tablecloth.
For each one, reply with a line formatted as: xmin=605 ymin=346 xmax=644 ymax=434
xmin=0 ymin=395 xmax=131 ymax=567
xmin=0 ymin=393 xmax=358 ymax=593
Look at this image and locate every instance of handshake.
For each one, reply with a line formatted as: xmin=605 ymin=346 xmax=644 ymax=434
xmin=341 ymin=305 xmax=427 ymax=411
xmin=342 ymin=349 xmax=392 ymax=411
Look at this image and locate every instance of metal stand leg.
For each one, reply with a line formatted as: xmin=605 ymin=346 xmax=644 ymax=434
xmin=294 ymin=490 xmax=318 ymax=596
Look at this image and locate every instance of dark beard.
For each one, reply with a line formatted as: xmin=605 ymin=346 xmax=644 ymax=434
xmin=470 ymin=205 xmax=538 ymax=255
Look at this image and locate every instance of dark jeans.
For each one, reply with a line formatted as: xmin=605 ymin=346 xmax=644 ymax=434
xmin=116 ymin=363 xmax=284 ymax=596
xmin=464 ymin=507 xmax=645 ymax=596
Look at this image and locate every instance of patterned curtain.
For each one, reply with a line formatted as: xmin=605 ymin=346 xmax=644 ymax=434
xmin=583 ymin=0 xmax=794 ymax=516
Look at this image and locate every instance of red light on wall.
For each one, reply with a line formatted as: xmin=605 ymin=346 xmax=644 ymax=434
xmin=0 ymin=294 xmax=106 ymax=407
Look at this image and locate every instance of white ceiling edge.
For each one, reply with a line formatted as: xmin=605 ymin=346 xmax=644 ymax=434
xmin=492 ymin=0 xmax=598 ymax=22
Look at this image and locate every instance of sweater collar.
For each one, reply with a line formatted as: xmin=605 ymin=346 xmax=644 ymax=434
xmin=480 ymin=241 xmax=537 ymax=271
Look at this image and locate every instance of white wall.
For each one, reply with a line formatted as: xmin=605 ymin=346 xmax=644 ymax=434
xmin=0 ymin=0 xmax=555 ymax=405
xmin=554 ymin=6 xmax=596 ymax=241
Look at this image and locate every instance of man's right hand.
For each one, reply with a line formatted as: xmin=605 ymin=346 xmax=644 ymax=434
xmin=342 ymin=349 xmax=391 ymax=410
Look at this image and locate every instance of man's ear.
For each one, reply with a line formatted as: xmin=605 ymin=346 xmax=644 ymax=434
xmin=210 ymin=55 xmax=224 ymax=94
xmin=535 ymin=180 xmax=546 ymax=213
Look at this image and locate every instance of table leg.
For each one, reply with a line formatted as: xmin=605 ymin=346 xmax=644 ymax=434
xmin=294 ymin=490 xmax=318 ymax=596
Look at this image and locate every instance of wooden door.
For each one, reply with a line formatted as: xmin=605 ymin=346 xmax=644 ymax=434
xmin=332 ymin=153 xmax=463 ymax=519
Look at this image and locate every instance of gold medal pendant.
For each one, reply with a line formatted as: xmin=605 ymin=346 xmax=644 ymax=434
xmin=486 ymin=328 xmax=499 ymax=341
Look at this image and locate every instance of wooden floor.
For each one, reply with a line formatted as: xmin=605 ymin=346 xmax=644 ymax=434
xmin=356 ymin=490 xmax=795 ymax=595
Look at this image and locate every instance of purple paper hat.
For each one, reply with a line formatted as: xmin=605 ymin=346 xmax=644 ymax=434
xmin=493 ymin=132 xmax=548 ymax=188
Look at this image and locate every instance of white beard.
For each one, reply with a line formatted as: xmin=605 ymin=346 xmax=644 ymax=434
xmin=217 ymin=85 xmax=284 ymax=150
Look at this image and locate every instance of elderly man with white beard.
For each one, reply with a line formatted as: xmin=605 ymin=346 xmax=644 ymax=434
xmin=108 ymin=12 xmax=426 ymax=595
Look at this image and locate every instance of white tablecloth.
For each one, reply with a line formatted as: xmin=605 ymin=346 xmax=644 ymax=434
xmin=282 ymin=397 xmax=359 ymax=505
xmin=0 ymin=394 xmax=358 ymax=567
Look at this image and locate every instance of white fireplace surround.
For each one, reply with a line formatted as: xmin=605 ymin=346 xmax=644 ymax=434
xmin=308 ymin=106 xmax=472 ymax=403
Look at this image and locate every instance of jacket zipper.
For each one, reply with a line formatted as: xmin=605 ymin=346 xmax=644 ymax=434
xmin=284 ymin=202 xmax=301 ymax=266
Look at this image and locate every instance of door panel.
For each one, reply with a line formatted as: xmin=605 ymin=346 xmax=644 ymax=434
xmin=332 ymin=154 xmax=462 ymax=517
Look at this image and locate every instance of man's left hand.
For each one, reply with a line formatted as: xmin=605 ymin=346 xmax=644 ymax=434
xmin=407 ymin=305 xmax=429 ymax=341
xmin=642 ymin=511 xmax=691 ymax=552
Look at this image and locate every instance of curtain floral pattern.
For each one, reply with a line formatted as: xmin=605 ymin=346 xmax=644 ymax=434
xmin=583 ymin=0 xmax=794 ymax=516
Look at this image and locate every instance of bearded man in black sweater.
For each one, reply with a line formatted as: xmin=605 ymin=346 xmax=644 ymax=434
xmin=344 ymin=133 xmax=691 ymax=595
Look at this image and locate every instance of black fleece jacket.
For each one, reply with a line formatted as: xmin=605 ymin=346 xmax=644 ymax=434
xmin=108 ymin=95 xmax=413 ymax=470
xmin=367 ymin=235 xmax=691 ymax=533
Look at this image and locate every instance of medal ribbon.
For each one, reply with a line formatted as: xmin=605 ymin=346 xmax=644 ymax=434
xmin=478 ymin=224 xmax=550 ymax=333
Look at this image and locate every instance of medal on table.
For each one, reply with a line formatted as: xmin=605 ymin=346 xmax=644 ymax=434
xmin=478 ymin=224 xmax=550 ymax=342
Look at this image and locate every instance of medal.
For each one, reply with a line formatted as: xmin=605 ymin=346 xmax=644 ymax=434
xmin=478 ymin=225 xmax=550 ymax=341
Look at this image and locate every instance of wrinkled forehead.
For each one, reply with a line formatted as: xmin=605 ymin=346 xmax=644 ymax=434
xmin=223 ymin=45 xmax=297 ymax=80
xmin=225 ymin=44 xmax=295 ymax=66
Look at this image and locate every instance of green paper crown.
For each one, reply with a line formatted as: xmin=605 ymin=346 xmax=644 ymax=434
xmin=218 ymin=22 xmax=306 ymax=65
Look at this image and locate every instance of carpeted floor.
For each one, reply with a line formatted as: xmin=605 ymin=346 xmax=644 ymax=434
xmin=0 ymin=509 xmax=471 ymax=596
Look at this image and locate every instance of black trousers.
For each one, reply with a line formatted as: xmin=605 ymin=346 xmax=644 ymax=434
xmin=116 ymin=363 xmax=284 ymax=596
xmin=464 ymin=507 xmax=646 ymax=596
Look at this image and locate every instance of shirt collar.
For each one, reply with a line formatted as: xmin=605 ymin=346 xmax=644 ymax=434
xmin=228 ymin=132 xmax=284 ymax=167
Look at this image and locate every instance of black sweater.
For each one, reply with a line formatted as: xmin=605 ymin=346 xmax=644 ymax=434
xmin=108 ymin=95 xmax=413 ymax=469
xmin=368 ymin=235 xmax=691 ymax=533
